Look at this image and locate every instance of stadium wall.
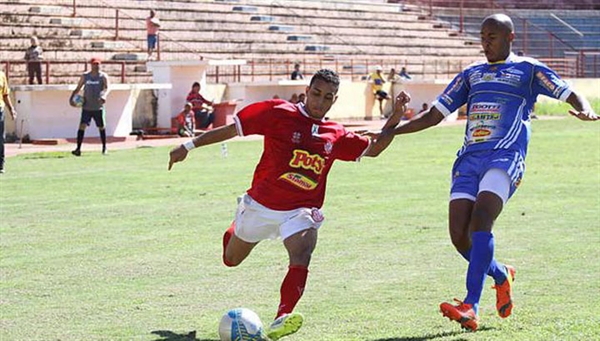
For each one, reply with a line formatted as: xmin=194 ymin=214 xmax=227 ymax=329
xmin=6 ymin=83 xmax=170 ymax=140
xmin=4 ymin=79 xmax=598 ymax=139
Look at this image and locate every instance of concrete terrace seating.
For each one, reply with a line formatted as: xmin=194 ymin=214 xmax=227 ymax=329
xmin=0 ymin=0 xmax=485 ymax=83
xmin=100 ymin=0 xmax=481 ymax=60
xmin=0 ymin=1 xmax=152 ymax=84
xmin=436 ymin=10 xmax=600 ymax=54
xmin=433 ymin=6 xmax=600 ymax=78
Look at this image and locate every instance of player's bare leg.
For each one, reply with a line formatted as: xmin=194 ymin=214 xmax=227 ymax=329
xmin=267 ymin=228 xmax=317 ymax=340
xmin=284 ymin=228 xmax=317 ymax=267
xmin=222 ymin=222 xmax=258 ymax=267
xmin=449 ymin=199 xmax=474 ymax=254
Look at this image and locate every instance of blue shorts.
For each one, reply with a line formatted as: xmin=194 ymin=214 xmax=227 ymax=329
xmin=450 ymin=149 xmax=525 ymax=202
xmin=80 ymin=109 xmax=105 ymax=127
xmin=375 ymin=90 xmax=388 ymax=99
xmin=147 ymin=34 xmax=157 ymax=49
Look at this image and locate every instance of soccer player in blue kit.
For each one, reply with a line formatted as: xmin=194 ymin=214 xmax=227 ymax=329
xmin=390 ymin=14 xmax=598 ymax=330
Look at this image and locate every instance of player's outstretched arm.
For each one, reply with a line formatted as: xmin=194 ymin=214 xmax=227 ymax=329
xmin=365 ymin=91 xmax=411 ymax=157
xmin=168 ymin=123 xmax=237 ymax=170
xmin=393 ymin=105 xmax=445 ymax=136
xmin=566 ymin=92 xmax=599 ymax=121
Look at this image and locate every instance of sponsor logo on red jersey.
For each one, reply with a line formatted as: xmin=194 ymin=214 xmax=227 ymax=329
xmin=279 ymin=172 xmax=317 ymax=190
xmin=289 ymin=149 xmax=325 ymax=174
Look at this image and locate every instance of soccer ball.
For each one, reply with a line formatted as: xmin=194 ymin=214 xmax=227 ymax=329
xmin=218 ymin=308 xmax=265 ymax=341
xmin=71 ymin=94 xmax=84 ymax=107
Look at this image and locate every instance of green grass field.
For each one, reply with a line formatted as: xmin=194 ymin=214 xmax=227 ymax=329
xmin=534 ymin=98 xmax=600 ymax=117
xmin=1 ymin=118 xmax=599 ymax=341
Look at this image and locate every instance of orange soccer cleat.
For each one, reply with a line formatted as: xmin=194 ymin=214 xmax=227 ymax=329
xmin=492 ymin=264 xmax=516 ymax=318
xmin=440 ymin=299 xmax=479 ymax=331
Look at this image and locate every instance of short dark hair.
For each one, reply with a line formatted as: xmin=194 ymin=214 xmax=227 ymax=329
xmin=309 ymin=69 xmax=340 ymax=89
xmin=192 ymin=82 xmax=200 ymax=88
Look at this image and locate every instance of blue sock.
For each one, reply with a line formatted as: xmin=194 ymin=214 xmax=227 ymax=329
xmin=459 ymin=248 xmax=507 ymax=285
xmin=464 ymin=231 xmax=495 ymax=314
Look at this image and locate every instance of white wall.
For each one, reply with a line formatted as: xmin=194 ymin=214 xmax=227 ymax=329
xmin=9 ymin=84 xmax=170 ymax=139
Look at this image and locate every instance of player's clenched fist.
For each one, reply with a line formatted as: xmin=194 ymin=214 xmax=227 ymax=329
xmin=168 ymin=145 xmax=188 ymax=170
xmin=394 ymin=90 xmax=411 ymax=113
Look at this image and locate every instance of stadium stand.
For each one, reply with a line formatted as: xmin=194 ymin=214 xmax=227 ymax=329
xmin=1 ymin=0 xmax=598 ymax=83
xmin=405 ymin=0 xmax=600 ymax=77
xmin=1 ymin=0 xmax=483 ymax=84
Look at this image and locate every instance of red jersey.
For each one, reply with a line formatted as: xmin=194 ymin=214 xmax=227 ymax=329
xmin=186 ymin=92 xmax=210 ymax=109
xmin=233 ymin=99 xmax=370 ymax=211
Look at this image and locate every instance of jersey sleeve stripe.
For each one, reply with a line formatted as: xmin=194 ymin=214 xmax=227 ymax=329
xmin=432 ymin=100 xmax=453 ymax=117
xmin=558 ymin=87 xmax=572 ymax=102
xmin=233 ymin=115 xmax=245 ymax=136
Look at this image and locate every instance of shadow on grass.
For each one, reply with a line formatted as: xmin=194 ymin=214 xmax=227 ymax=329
xmin=22 ymin=151 xmax=70 ymax=159
xmin=151 ymin=329 xmax=218 ymax=341
xmin=372 ymin=326 xmax=495 ymax=341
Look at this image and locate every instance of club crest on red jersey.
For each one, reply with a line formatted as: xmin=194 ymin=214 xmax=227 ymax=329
xmin=324 ymin=141 xmax=333 ymax=155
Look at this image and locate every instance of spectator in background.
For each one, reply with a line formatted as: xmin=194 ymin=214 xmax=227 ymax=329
xmin=387 ymin=68 xmax=401 ymax=83
xmin=146 ymin=9 xmax=160 ymax=60
xmin=298 ymin=93 xmax=306 ymax=104
xmin=24 ymin=36 xmax=43 ymax=85
xmin=368 ymin=65 xmax=392 ymax=118
xmin=291 ymin=63 xmax=304 ymax=80
xmin=399 ymin=66 xmax=412 ymax=80
xmin=176 ymin=102 xmax=195 ymax=137
xmin=186 ymin=82 xmax=214 ymax=129
xmin=0 ymin=70 xmax=17 ymax=174
xmin=418 ymin=102 xmax=429 ymax=115
xmin=69 ymin=57 xmax=110 ymax=156
xmin=289 ymin=93 xmax=299 ymax=104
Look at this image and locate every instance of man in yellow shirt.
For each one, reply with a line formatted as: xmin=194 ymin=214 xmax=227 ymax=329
xmin=368 ymin=65 xmax=392 ymax=118
xmin=0 ymin=70 xmax=17 ymax=173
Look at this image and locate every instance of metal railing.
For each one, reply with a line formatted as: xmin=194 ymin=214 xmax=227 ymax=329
xmin=204 ymin=56 xmax=583 ymax=83
xmin=3 ymin=54 xmax=591 ymax=86
xmin=1 ymin=60 xmax=148 ymax=85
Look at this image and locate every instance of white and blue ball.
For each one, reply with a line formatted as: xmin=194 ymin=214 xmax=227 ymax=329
xmin=218 ymin=308 xmax=265 ymax=341
xmin=71 ymin=94 xmax=84 ymax=108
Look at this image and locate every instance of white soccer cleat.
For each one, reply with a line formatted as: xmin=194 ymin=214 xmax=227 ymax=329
xmin=266 ymin=312 xmax=304 ymax=340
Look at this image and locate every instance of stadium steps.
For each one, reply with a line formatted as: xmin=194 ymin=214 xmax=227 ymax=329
xmin=0 ymin=0 xmax=483 ymax=82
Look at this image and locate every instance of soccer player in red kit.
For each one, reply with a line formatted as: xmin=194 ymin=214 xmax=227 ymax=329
xmin=168 ymin=69 xmax=410 ymax=340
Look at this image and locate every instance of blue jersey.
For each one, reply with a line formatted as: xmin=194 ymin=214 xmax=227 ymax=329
xmin=434 ymin=53 xmax=572 ymax=158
